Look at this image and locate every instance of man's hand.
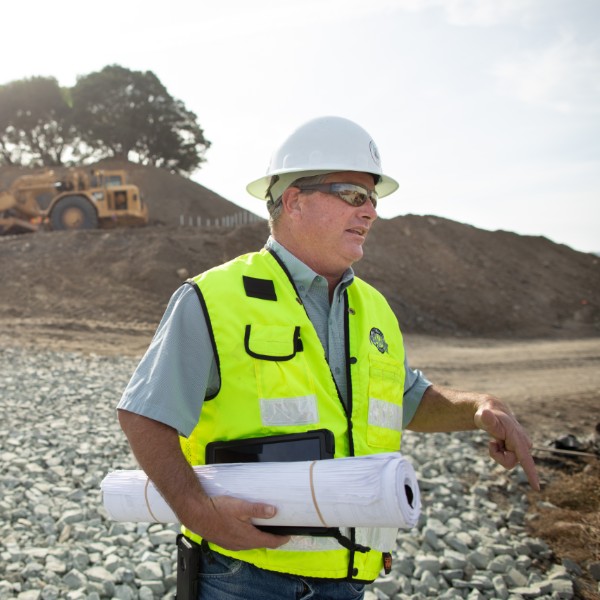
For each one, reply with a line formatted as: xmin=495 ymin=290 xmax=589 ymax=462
xmin=185 ymin=495 xmax=290 ymax=551
xmin=408 ymin=385 xmax=540 ymax=491
xmin=474 ymin=403 xmax=540 ymax=491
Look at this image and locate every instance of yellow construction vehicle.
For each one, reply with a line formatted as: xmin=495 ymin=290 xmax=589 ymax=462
xmin=0 ymin=168 xmax=149 ymax=235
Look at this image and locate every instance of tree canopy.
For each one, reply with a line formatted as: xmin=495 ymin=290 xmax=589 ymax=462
xmin=0 ymin=76 xmax=76 ymax=167
xmin=0 ymin=66 xmax=210 ymax=176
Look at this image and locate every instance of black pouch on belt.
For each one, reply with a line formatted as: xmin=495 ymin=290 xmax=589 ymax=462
xmin=176 ymin=534 xmax=201 ymax=600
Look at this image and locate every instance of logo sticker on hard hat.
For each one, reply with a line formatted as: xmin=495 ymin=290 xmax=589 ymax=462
xmin=369 ymin=327 xmax=388 ymax=353
xmin=369 ymin=141 xmax=381 ymax=166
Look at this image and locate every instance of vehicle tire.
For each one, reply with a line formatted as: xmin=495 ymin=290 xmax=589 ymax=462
xmin=49 ymin=196 xmax=98 ymax=231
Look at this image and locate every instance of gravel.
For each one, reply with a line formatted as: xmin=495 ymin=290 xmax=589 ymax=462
xmin=0 ymin=347 xmax=578 ymax=599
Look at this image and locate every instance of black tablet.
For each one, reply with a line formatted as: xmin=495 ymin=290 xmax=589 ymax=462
xmin=205 ymin=429 xmax=335 ymax=465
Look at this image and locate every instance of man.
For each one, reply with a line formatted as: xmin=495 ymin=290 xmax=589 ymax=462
xmin=118 ymin=116 xmax=539 ymax=600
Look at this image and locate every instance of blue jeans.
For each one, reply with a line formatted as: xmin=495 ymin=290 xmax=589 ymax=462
xmin=197 ymin=550 xmax=366 ymax=600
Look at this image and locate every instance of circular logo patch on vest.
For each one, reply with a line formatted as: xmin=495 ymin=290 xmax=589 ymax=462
xmin=369 ymin=327 xmax=388 ymax=354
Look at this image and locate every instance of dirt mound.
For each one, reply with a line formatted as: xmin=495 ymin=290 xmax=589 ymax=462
xmin=359 ymin=215 xmax=600 ymax=337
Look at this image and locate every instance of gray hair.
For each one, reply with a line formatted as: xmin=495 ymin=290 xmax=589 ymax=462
xmin=267 ymin=173 xmax=329 ymax=232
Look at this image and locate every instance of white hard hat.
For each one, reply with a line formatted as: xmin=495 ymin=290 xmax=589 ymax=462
xmin=246 ymin=116 xmax=399 ymax=201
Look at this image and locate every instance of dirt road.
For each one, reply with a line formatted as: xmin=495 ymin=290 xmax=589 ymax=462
xmin=405 ymin=335 xmax=600 ymax=445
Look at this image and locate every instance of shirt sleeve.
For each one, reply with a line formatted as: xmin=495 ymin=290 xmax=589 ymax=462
xmin=117 ymin=284 xmax=218 ymax=438
xmin=402 ymin=356 xmax=431 ymax=427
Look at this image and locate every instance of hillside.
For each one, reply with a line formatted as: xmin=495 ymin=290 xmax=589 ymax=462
xmin=0 ymin=162 xmax=598 ymax=339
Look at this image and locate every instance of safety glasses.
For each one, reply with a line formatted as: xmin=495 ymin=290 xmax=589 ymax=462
xmin=296 ymin=183 xmax=378 ymax=209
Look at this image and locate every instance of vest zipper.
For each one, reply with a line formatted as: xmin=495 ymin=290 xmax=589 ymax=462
xmin=342 ymin=291 xmax=355 ymax=457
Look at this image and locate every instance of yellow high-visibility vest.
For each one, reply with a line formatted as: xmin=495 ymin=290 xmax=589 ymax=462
xmin=180 ymin=248 xmax=406 ymax=581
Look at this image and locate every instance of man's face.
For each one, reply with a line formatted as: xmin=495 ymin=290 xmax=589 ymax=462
xmin=292 ymin=171 xmax=377 ymax=278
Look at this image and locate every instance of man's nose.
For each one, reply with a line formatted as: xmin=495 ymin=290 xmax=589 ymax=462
xmin=361 ymin=199 xmax=377 ymax=220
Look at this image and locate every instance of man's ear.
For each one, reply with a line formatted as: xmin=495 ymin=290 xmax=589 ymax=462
xmin=281 ymin=186 xmax=302 ymax=217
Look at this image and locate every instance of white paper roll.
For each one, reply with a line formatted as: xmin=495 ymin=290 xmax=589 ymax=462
xmin=101 ymin=452 xmax=420 ymax=529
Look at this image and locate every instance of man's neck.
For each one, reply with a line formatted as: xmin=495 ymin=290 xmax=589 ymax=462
xmin=270 ymin=235 xmax=346 ymax=302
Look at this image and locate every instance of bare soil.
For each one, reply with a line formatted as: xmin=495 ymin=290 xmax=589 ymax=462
xmin=1 ymin=162 xmax=599 ymax=597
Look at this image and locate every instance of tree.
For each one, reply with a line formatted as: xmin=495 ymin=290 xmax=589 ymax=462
xmin=0 ymin=77 xmax=76 ymax=167
xmin=70 ymin=65 xmax=210 ymax=175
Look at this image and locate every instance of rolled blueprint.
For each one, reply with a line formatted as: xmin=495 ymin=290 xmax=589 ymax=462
xmin=101 ymin=452 xmax=420 ymax=529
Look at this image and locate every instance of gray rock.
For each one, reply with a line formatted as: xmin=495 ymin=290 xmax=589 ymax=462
xmin=138 ymin=586 xmax=155 ymax=600
xmin=589 ymin=561 xmax=600 ymax=581
xmin=113 ymin=584 xmax=136 ymax=600
xmin=17 ymin=591 xmax=40 ymax=600
xmin=440 ymin=569 xmax=463 ymax=582
xmin=443 ymin=550 xmax=468 ymax=570
xmin=62 ymin=569 xmax=88 ymax=590
xmin=492 ymin=573 xmax=509 ymax=600
xmin=437 ymin=590 xmax=464 ymax=600
xmin=468 ymin=548 xmax=493 ymax=570
xmin=113 ymin=566 xmax=136 ymax=584
xmin=547 ymin=566 xmax=570 ymax=580
xmin=135 ymin=560 xmax=164 ymax=580
xmin=510 ymin=584 xmax=545 ymax=597
xmin=422 ymin=527 xmax=443 ymax=551
xmin=40 ymin=585 xmax=59 ymax=600
xmin=21 ymin=562 xmax=44 ymax=579
xmin=516 ymin=554 xmax=532 ymax=571
xmin=505 ymin=567 xmax=529 ymax=588
xmin=490 ymin=543 xmax=515 ymax=556
xmin=58 ymin=510 xmax=86 ymax=525
xmin=419 ymin=570 xmax=439 ymax=591
xmin=488 ymin=554 xmax=515 ymax=573
xmin=546 ymin=577 xmax=574 ymax=598
xmin=44 ymin=556 xmax=67 ymax=575
xmin=84 ymin=566 xmax=115 ymax=585
xmin=373 ymin=576 xmax=401 ymax=597
xmin=561 ymin=557 xmax=583 ymax=576
xmin=139 ymin=579 xmax=165 ymax=595
xmin=415 ymin=554 xmax=441 ymax=575
xmin=69 ymin=550 xmax=90 ymax=571
xmin=506 ymin=507 xmax=526 ymax=525
xmin=148 ymin=528 xmax=177 ymax=546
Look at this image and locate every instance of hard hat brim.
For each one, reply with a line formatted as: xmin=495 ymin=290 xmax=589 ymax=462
xmin=246 ymin=169 xmax=399 ymax=201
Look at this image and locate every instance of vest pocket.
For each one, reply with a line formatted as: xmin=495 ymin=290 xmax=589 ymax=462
xmin=246 ymin=324 xmax=319 ymax=426
xmin=244 ymin=324 xmax=301 ymax=360
xmin=367 ymin=354 xmax=404 ymax=449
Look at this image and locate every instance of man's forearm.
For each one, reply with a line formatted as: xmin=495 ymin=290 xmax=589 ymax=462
xmin=117 ymin=409 xmax=291 ymax=549
xmin=407 ymin=384 xmax=504 ymax=432
xmin=117 ymin=409 xmax=209 ymax=525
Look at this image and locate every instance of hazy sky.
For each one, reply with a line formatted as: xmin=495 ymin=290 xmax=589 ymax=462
xmin=3 ymin=0 xmax=599 ymax=253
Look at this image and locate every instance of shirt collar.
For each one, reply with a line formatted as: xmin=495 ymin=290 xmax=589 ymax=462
xmin=265 ymin=236 xmax=354 ymax=294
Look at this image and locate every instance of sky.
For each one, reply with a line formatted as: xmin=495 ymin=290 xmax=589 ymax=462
xmin=2 ymin=0 xmax=599 ymax=253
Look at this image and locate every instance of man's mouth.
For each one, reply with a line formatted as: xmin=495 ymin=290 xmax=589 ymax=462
xmin=347 ymin=227 xmax=368 ymax=237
